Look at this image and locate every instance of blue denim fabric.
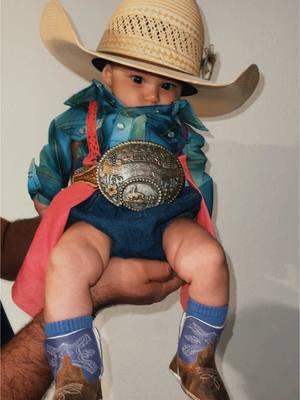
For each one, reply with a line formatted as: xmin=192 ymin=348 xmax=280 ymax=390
xmin=28 ymin=81 xmax=213 ymax=214
xmin=67 ymin=187 xmax=201 ymax=260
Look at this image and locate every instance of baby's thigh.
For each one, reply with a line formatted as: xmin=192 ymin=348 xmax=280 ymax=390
xmin=48 ymin=221 xmax=112 ymax=285
xmin=162 ymin=218 xmax=225 ymax=282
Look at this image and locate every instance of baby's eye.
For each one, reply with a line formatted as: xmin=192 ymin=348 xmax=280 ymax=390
xmin=161 ymin=82 xmax=176 ymax=91
xmin=131 ymin=75 xmax=144 ymax=84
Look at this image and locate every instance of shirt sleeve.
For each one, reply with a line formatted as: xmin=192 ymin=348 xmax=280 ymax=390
xmin=183 ymin=128 xmax=214 ymax=215
xmin=27 ymin=119 xmax=72 ymax=205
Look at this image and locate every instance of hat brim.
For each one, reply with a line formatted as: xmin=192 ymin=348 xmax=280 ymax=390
xmin=41 ymin=0 xmax=259 ymax=117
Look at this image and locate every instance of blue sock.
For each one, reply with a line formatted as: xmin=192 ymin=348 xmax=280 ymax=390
xmin=44 ymin=315 xmax=93 ymax=337
xmin=44 ymin=315 xmax=103 ymax=382
xmin=186 ymin=297 xmax=228 ymax=327
xmin=178 ymin=297 xmax=228 ymax=364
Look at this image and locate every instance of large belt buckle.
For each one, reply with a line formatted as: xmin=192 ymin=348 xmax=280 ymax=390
xmin=96 ymin=141 xmax=184 ymax=211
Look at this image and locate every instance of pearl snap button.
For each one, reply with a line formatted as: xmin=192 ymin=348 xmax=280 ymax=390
xmin=117 ymin=122 xmax=125 ymax=130
xmin=168 ymin=131 xmax=175 ymax=138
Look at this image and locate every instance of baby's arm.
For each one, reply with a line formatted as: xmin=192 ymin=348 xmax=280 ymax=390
xmin=28 ymin=119 xmax=73 ymax=216
xmin=33 ymin=198 xmax=49 ymax=217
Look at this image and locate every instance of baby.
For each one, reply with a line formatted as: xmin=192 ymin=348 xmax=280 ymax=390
xmin=12 ymin=1 xmax=259 ymax=399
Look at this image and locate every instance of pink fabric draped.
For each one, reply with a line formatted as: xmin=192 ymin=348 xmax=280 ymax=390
xmin=178 ymin=154 xmax=216 ymax=310
xmin=12 ymin=183 xmax=96 ymax=317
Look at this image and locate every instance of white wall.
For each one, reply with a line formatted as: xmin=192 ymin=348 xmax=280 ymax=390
xmin=1 ymin=1 xmax=299 ymax=399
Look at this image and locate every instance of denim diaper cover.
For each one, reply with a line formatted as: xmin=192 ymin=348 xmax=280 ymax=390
xmin=67 ymin=186 xmax=201 ymax=260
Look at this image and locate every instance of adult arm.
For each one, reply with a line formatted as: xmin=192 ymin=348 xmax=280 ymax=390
xmin=1 ymin=313 xmax=51 ymax=400
xmin=1 ymin=217 xmax=40 ymax=281
xmin=1 ymin=216 xmax=182 ymax=400
xmin=1 ymin=259 xmax=182 ymax=400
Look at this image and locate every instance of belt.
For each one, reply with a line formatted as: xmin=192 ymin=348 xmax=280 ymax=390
xmin=72 ymin=141 xmax=184 ymax=211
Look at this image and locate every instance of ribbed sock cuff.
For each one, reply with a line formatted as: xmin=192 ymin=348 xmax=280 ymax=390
xmin=44 ymin=315 xmax=93 ymax=338
xmin=186 ymin=297 xmax=228 ymax=327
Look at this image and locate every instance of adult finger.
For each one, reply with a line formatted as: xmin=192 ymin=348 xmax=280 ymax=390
xmin=142 ymin=260 xmax=173 ymax=282
xmin=148 ymin=275 xmax=184 ymax=303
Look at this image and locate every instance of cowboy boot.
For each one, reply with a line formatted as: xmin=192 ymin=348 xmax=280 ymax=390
xmin=170 ymin=315 xmax=230 ymax=400
xmin=45 ymin=321 xmax=103 ymax=400
xmin=54 ymin=356 xmax=102 ymax=400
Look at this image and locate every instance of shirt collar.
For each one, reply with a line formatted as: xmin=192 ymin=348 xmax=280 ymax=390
xmin=64 ymin=80 xmax=207 ymax=131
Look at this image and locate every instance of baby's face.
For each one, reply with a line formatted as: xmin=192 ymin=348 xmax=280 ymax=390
xmin=102 ymin=63 xmax=182 ymax=107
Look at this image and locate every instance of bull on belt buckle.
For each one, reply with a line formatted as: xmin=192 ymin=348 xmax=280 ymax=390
xmin=96 ymin=141 xmax=184 ymax=211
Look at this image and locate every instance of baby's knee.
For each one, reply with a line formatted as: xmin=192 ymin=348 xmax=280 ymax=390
xmin=180 ymin=239 xmax=228 ymax=284
xmin=47 ymin=234 xmax=107 ymax=286
xmin=199 ymin=239 xmax=227 ymax=269
xmin=195 ymin=240 xmax=229 ymax=284
xmin=47 ymin=244 xmax=78 ymax=277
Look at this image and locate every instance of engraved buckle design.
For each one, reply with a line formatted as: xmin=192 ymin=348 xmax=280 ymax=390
xmin=96 ymin=141 xmax=184 ymax=211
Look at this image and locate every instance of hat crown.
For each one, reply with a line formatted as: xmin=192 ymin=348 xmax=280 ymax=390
xmin=97 ymin=0 xmax=204 ymax=76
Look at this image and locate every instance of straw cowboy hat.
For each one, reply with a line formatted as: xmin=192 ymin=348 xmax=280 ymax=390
xmin=40 ymin=0 xmax=259 ymax=117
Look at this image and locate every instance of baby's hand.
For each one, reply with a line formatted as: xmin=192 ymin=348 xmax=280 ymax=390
xmin=33 ymin=199 xmax=49 ymax=218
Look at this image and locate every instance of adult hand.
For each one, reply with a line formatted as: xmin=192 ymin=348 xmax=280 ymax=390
xmin=91 ymin=257 xmax=183 ymax=310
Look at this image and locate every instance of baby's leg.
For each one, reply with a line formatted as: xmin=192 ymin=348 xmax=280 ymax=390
xmin=163 ymin=218 xmax=229 ymax=306
xmin=44 ymin=221 xmax=111 ymax=322
xmin=44 ymin=221 xmax=111 ymax=399
xmin=164 ymin=218 xmax=230 ymax=400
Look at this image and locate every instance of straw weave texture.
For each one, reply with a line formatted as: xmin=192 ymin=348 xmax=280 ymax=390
xmin=97 ymin=0 xmax=204 ymax=75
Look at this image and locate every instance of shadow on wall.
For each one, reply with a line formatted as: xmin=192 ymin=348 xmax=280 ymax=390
xmin=208 ymin=142 xmax=299 ymax=399
xmin=225 ymin=303 xmax=299 ymax=400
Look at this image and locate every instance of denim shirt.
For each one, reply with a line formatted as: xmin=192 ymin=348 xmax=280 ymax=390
xmin=28 ymin=80 xmax=213 ymax=214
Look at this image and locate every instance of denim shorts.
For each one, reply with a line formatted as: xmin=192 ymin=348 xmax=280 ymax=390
xmin=67 ymin=186 xmax=201 ymax=260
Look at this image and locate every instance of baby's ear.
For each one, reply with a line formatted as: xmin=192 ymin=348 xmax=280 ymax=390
xmin=102 ymin=63 xmax=112 ymax=86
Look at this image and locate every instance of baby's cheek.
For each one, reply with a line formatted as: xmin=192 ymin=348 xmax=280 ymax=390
xmin=160 ymin=95 xmax=177 ymax=105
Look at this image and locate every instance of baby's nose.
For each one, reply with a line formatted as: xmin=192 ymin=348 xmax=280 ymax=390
xmin=145 ymin=86 xmax=159 ymax=104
